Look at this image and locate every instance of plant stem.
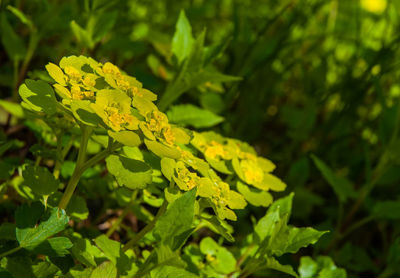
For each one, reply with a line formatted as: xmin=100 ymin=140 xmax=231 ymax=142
xmin=106 ymin=190 xmax=138 ymax=237
xmin=123 ymin=200 xmax=168 ymax=251
xmin=0 ymin=246 xmax=22 ymax=258
xmin=58 ymin=126 xmax=91 ymax=210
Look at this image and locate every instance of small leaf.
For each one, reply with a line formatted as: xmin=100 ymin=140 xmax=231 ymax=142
xmin=311 ymin=155 xmax=356 ymax=202
xmin=153 ymin=189 xmax=196 ymax=250
xmin=106 ymin=154 xmax=152 ymax=190
xmin=108 ymin=130 xmax=141 ymax=147
xmin=150 ymin=265 xmax=198 ymax=278
xmin=70 ymin=20 xmax=94 ymax=49
xmin=71 ymin=100 xmax=102 ymax=127
xmin=199 ymin=237 xmax=236 ymax=274
xmin=19 ymin=79 xmax=57 ymax=115
xmin=16 ymin=207 xmax=69 ymax=250
xmin=94 ymin=235 xmax=131 ymax=274
xmin=237 ymin=181 xmax=273 ymax=207
xmin=0 ymin=100 xmax=24 ymax=118
xmin=167 ymin=104 xmax=224 ymax=128
xmin=172 ymin=10 xmax=194 ymax=64
xmin=299 ymin=256 xmax=347 ymax=278
xmin=264 ymin=256 xmax=298 ymax=277
xmin=144 ymin=139 xmax=181 ymax=159
xmin=22 ymin=165 xmax=59 ymax=196
xmin=90 ymin=261 xmax=117 ymax=278
xmin=32 ymin=237 xmax=73 ymax=257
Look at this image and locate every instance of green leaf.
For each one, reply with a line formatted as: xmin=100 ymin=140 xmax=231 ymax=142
xmin=22 ymin=165 xmax=59 ymax=196
xmin=19 ymin=79 xmax=57 ymax=115
xmin=172 ymin=10 xmax=194 ymax=65
xmin=0 ymin=13 xmax=26 ymax=60
xmin=70 ymin=20 xmax=94 ymax=49
xmin=0 ymin=100 xmax=24 ymax=118
xmin=32 ymin=237 xmax=73 ymax=257
xmin=108 ymin=130 xmax=141 ymax=147
xmin=264 ymin=256 xmax=298 ymax=277
xmin=0 ymin=223 xmax=16 ymax=240
xmin=90 ymin=261 xmax=117 ymax=278
xmin=150 ymin=265 xmax=198 ymax=278
xmin=299 ymin=256 xmax=347 ymax=278
xmin=2 ymin=256 xmax=35 ymax=278
xmin=32 ymin=261 xmax=59 ymax=278
xmin=311 ymin=155 xmax=356 ymax=202
xmin=16 ymin=207 xmax=69 ymax=250
xmin=106 ymin=154 xmax=152 ymax=190
xmin=94 ymin=234 xmax=131 ymax=274
xmin=202 ymin=216 xmax=234 ymax=242
xmin=6 ymin=6 xmax=34 ymax=29
xmin=71 ymin=100 xmax=102 ymax=127
xmin=237 ymin=181 xmax=273 ymax=207
xmin=199 ymin=237 xmax=236 ymax=274
xmin=269 ymin=226 xmax=328 ymax=256
xmin=15 ymin=202 xmax=45 ymax=230
xmin=167 ymin=104 xmax=224 ymax=128
xmin=372 ymin=200 xmax=400 ymax=219
xmin=70 ymin=238 xmax=101 ymax=267
xmin=153 ymin=189 xmax=196 ymax=250
xmin=67 ymin=195 xmax=89 ymax=221
xmin=144 ymin=139 xmax=181 ymax=159
xmin=160 ymin=157 xmax=176 ymax=181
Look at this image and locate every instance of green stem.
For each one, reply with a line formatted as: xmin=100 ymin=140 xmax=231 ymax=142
xmin=106 ymin=190 xmax=138 ymax=237
xmin=123 ymin=200 xmax=168 ymax=251
xmin=58 ymin=126 xmax=91 ymax=210
xmin=0 ymin=246 xmax=22 ymax=258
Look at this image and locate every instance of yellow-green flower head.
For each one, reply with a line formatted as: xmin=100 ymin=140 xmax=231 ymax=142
xmin=173 ymin=161 xmax=200 ymax=191
xmin=240 ymin=159 xmax=264 ymax=185
xmin=91 ymin=90 xmax=139 ymax=132
xmin=64 ymin=66 xmax=82 ymax=83
xmin=102 ymin=62 xmax=122 ymax=78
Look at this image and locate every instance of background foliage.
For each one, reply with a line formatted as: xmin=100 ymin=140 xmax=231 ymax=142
xmin=1 ymin=0 xmax=400 ymax=277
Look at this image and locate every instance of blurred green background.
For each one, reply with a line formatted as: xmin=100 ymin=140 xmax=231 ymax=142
xmin=1 ymin=0 xmax=400 ymax=277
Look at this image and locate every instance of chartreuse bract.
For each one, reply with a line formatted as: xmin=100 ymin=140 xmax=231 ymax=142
xmin=0 ymin=55 xmax=331 ymax=277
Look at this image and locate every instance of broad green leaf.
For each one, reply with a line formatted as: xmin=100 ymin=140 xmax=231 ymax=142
xmin=22 ymin=165 xmax=59 ymax=196
xmin=67 ymin=195 xmax=89 ymax=221
xmin=199 ymin=237 xmax=236 ymax=274
xmin=269 ymin=226 xmax=328 ymax=256
xmin=372 ymin=200 xmax=400 ymax=219
xmin=299 ymin=256 xmax=347 ymax=278
xmin=46 ymin=63 xmax=67 ymax=86
xmin=19 ymin=79 xmax=57 ymax=115
xmin=70 ymin=238 xmax=99 ymax=267
xmin=94 ymin=234 xmax=130 ymax=274
xmin=16 ymin=207 xmax=69 ymax=250
xmin=172 ymin=10 xmax=194 ymax=65
xmin=153 ymin=189 xmax=196 ymax=250
xmin=150 ymin=265 xmax=198 ymax=278
xmin=2 ymin=256 xmax=35 ymax=278
xmin=264 ymin=256 xmax=298 ymax=277
xmin=202 ymin=215 xmax=234 ymax=242
xmin=90 ymin=261 xmax=117 ymax=278
xmin=15 ymin=202 xmax=44 ymax=230
xmin=32 ymin=237 xmax=73 ymax=257
xmin=32 ymin=261 xmax=59 ymax=278
xmin=167 ymin=104 xmax=224 ymax=128
xmin=1 ymin=13 xmax=26 ymax=60
xmin=311 ymin=155 xmax=356 ymax=202
xmin=237 ymin=181 xmax=273 ymax=207
xmin=108 ymin=130 xmax=141 ymax=147
xmin=144 ymin=139 xmax=181 ymax=159
xmin=106 ymin=154 xmax=152 ymax=190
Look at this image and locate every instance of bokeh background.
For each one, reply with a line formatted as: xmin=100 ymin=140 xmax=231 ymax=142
xmin=1 ymin=0 xmax=400 ymax=277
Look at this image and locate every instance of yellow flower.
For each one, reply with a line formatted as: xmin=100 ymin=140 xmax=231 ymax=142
xmin=204 ymin=141 xmax=226 ymax=160
xmin=64 ymin=66 xmax=82 ymax=83
xmin=240 ymin=159 xmax=264 ymax=185
xmin=83 ymin=74 xmax=96 ymax=87
xmin=116 ymin=77 xmax=131 ymax=91
xmin=70 ymin=85 xmax=84 ymax=100
xmin=162 ymin=126 xmax=175 ymax=145
xmin=147 ymin=110 xmax=169 ymax=133
xmin=361 ymin=0 xmax=386 ymax=13
xmin=102 ymin=62 xmax=121 ymax=77
xmin=175 ymin=164 xmax=200 ymax=191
